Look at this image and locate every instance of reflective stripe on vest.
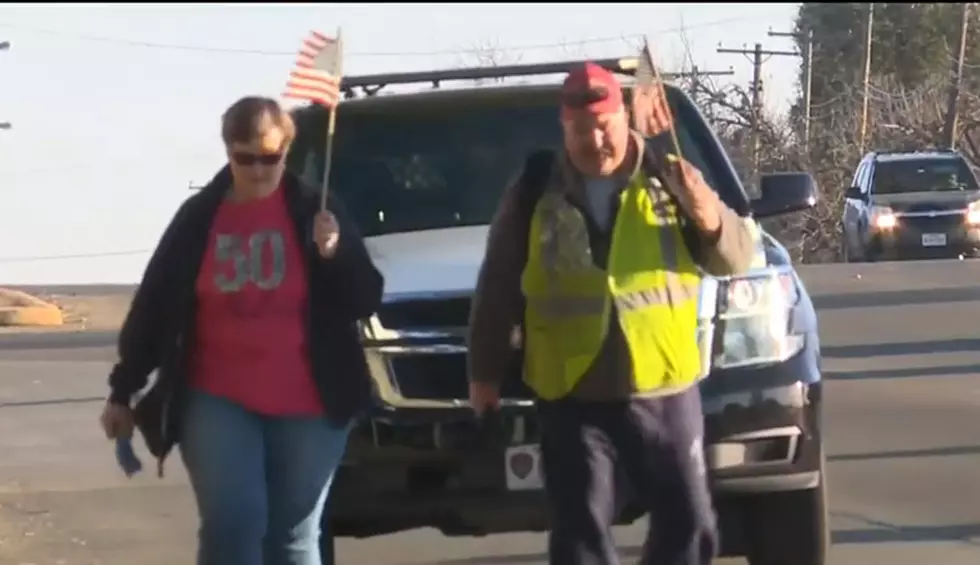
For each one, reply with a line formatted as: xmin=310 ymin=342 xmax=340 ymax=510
xmin=521 ymin=171 xmax=703 ymax=400
xmin=528 ymin=272 xmax=701 ymax=319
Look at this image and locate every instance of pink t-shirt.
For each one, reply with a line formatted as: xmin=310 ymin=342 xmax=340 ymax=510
xmin=190 ymin=187 xmax=323 ymax=416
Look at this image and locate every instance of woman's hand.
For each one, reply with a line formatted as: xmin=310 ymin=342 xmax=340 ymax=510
xmin=100 ymin=401 xmax=135 ymax=440
xmin=313 ymin=210 xmax=341 ymax=259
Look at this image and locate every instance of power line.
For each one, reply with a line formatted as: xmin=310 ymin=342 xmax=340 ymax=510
xmin=0 ymin=151 xmax=217 ymax=180
xmin=0 ymin=14 xmax=771 ymax=58
xmin=0 ymin=22 xmax=636 ymax=56
xmin=0 ymin=39 xmax=9 ymax=131
xmin=0 ymin=249 xmax=151 ymax=264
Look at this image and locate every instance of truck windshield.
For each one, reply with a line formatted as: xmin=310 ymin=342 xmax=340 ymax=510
xmin=287 ymin=86 xmax=735 ymax=237
xmin=873 ymin=157 xmax=980 ymax=194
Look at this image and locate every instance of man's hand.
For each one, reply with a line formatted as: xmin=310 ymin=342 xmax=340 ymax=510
xmin=655 ymin=153 xmax=723 ymax=237
xmin=313 ymin=210 xmax=341 ymax=259
xmin=629 ymin=46 xmax=723 ymax=237
xmin=469 ymin=381 xmax=501 ymax=417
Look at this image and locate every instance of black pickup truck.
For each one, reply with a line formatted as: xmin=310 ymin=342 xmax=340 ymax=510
xmin=286 ymin=57 xmax=827 ymax=565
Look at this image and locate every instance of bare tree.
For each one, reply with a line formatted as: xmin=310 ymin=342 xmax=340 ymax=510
xmin=673 ymin=21 xmax=980 ymax=264
xmin=458 ymin=38 xmax=523 ymax=85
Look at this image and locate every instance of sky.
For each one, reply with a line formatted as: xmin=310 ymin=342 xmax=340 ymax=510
xmin=0 ymin=2 xmax=800 ymax=285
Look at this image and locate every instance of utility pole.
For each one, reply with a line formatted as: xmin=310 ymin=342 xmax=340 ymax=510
xmin=858 ymin=3 xmax=875 ymax=155
xmin=943 ymin=2 xmax=970 ymax=150
xmin=769 ymin=27 xmax=814 ymax=162
xmin=717 ymin=42 xmax=798 ymax=178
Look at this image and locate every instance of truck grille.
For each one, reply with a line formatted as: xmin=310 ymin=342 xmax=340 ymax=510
xmin=371 ymin=294 xmax=533 ymax=403
xmin=376 ymin=296 xmax=472 ymax=330
xmin=389 ymin=353 xmax=532 ymax=400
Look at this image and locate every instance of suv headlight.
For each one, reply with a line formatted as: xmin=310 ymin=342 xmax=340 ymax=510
xmin=713 ymin=271 xmax=804 ymax=369
xmin=967 ymin=201 xmax=980 ymax=225
xmin=871 ymin=205 xmax=897 ymax=229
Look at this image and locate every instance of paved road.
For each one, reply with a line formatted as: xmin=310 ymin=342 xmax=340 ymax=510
xmin=2 ymin=260 xmax=980 ymax=564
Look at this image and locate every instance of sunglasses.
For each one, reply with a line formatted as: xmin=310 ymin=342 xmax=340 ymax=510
xmin=561 ymin=85 xmax=611 ymax=109
xmin=231 ymin=152 xmax=283 ymax=166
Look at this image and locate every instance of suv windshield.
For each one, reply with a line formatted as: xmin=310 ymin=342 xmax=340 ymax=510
xmin=287 ymin=85 xmax=735 ymax=237
xmin=873 ymin=157 xmax=979 ymax=194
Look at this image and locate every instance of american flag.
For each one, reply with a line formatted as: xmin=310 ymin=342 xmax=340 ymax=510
xmin=633 ymin=38 xmax=679 ymax=143
xmin=635 ymin=40 xmax=655 ymax=87
xmin=633 ymin=38 xmax=688 ymax=184
xmin=283 ymin=30 xmax=343 ymax=108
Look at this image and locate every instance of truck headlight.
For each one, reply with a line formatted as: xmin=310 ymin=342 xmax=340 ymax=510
xmin=713 ymin=271 xmax=804 ymax=370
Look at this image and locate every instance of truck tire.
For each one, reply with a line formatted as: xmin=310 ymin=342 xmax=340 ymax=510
xmin=744 ymin=456 xmax=829 ymax=565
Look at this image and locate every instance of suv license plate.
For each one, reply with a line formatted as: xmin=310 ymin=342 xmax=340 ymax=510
xmin=922 ymin=233 xmax=947 ymax=247
xmin=504 ymin=444 xmax=545 ymax=490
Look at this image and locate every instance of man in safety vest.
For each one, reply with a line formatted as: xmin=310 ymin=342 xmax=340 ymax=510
xmin=467 ymin=61 xmax=758 ymax=565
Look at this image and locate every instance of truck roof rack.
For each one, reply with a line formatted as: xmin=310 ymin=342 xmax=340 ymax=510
xmin=340 ymin=56 xmax=654 ymax=98
xmin=872 ymin=148 xmax=957 ymax=158
xmin=873 ymin=147 xmax=955 ymax=154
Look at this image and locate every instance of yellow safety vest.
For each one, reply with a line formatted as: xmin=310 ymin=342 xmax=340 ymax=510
xmin=521 ymin=171 xmax=705 ymax=400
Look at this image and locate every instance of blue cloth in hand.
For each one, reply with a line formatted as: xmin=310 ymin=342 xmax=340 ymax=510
xmin=115 ymin=437 xmax=143 ymax=477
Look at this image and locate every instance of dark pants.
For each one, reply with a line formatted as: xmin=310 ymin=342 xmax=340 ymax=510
xmin=538 ymin=386 xmax=717 ymax=565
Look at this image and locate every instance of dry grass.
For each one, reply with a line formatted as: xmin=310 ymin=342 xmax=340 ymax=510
xmin=0 ymin=291 xmax=133 ymax=334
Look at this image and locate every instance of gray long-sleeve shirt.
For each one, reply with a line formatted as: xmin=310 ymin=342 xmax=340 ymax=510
xmin=467 ymin=132 xmax=757 ymax=401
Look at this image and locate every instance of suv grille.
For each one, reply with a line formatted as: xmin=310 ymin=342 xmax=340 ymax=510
xmin=903 ymin=203 xmax=961 ymax=214
xmin=903 ymin=215 xmax=963 ymax=232
xmin=376 ymin=296 xmax=471 ymax=330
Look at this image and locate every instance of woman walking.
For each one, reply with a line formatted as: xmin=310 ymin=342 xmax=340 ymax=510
xmin=99 ymin=81 xmax=383 ymax=565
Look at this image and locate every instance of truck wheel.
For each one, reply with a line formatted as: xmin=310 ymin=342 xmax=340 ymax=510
xmin=744 ymin=457 xmax=829 ymax=565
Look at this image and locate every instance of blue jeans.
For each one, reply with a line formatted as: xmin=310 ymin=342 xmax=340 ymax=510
xmin=180 ymin=391 xmax=349 ymax=565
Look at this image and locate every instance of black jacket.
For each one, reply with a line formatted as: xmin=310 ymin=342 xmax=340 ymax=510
xmin=107 ymin=166 xmax=384 ymax=453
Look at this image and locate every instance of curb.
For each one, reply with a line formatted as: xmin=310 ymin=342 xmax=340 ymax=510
xmin=0 ymin=288 xmax=65 ymax=327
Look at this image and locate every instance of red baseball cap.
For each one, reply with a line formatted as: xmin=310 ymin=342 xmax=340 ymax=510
xmin=561 ymin=62 xmax=624 ymax=119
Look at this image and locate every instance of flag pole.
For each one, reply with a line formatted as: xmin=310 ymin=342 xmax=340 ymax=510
xmin=319 ymin=26 xmax=343 ymax=212
xmin=638 ymin=36 xmax=688 ymax=185
xmin=640 ymin=37 xmax=683 ymax=156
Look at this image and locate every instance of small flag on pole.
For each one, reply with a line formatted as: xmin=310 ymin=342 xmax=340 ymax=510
xmin=282 ymin=28 xmax=345 ymax=212
xmin=632 ymin=37 xmax=677 ymax=144
xmin=633 ymin=37 xmax=688 ymax=186
xmin=634 ymin=40 xmax=655 ymax=87
xmin=283 ymin=30 xmax=343 ymax=108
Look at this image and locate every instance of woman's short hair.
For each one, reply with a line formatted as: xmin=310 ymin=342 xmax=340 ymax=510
xmin=221 ymin=96 xmax=296 ymax=147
